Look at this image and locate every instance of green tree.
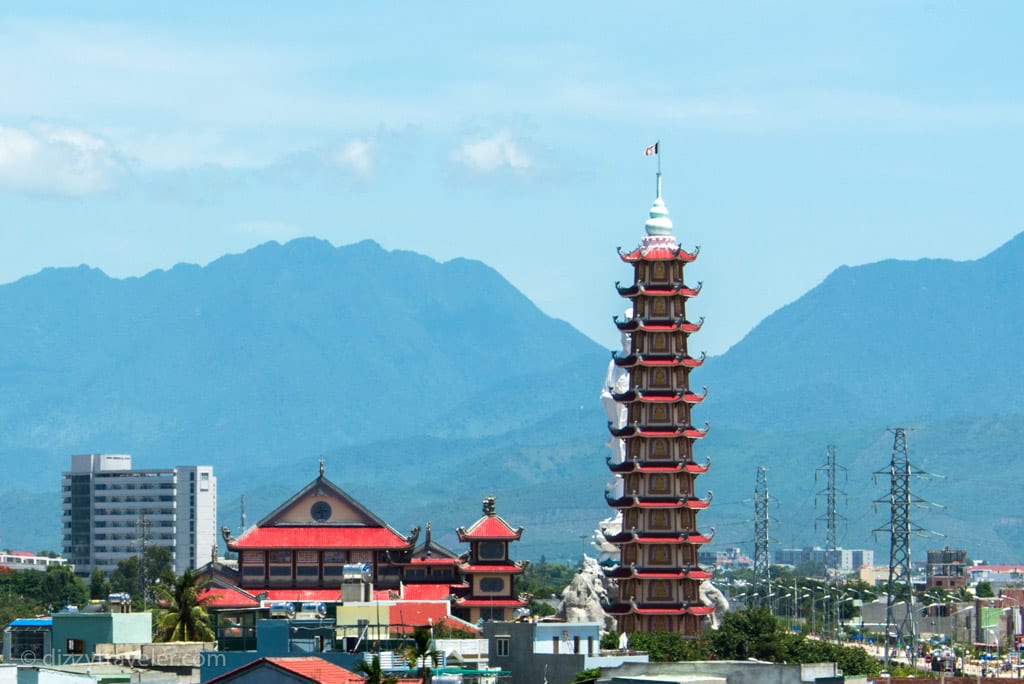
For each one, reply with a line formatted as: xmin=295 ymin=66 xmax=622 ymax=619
xmin=110 ymin=546 xmax=176 ymax=606
xmin=709 ymin=606 xmax=793 ymax=661
xmin=975 ymin=581 xmax=994 ymax=598
xmin=89 ymin=567 xmax=110 ymax=600
xmin=353 ymin=654 xmax=398 ymax=684
xmin=627 ymin=631 xmax=713 ymax=662
xmin=403 ymin=625 xmax=440 ymax=684
xmin=39 ymin=565 xmax=88 ymax=610
xmin=154 ymin=570 xmax=215 ymax=642
xmin=570 ymin=668 xmax=602 ymax=683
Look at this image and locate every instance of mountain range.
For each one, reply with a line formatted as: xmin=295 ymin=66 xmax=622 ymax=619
xmin=1 ymin=234 xmax=1021 ymax=564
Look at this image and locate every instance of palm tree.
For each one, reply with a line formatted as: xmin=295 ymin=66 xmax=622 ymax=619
xmin=404 ymin=625 xmax=440 ymax=684
xmin=352 ymin=654 xmax=398 ymax=684
xmin=154 ymin=569 xmax=215 ymax=642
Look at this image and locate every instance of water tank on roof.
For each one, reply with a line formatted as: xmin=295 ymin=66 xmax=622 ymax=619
xmin=342 ymin=563 xmax=371 ymax=582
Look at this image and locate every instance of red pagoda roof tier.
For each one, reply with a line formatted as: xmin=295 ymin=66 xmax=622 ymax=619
xmin=606 ymin=457 xmax=711 ymax=475
xmin=617 ymin=245 xmax=699 ymax=263
xmin=229 ymin=525 xmax=413 ymax=550
xmin=611 ymin=387 xmax=707 ymax=405
xmin=603 ymin=528 xmax=715 ymax=545
xmin=604 ymin=599 xmax=715 ymax=616
xmin=456 ymin=509 xmax=523 ymax=541
xmin=457 ymin=562 xmax=527 ymax=574
xmin=611 ymin=351 xmax=706 ymax=368
xmin=453 ymin=598 xmax=528 ymax=608
xmin=614 ymin=315 xmax=704 ymax=334
xmin=603 ymin=564 xmax=714 ymax=581
xmin=615 ymin=281 xmax=703 ymax=299
xmin=608 ymin=422 xmax=710 ymax=440
xmin=604 ymin=491 xmax=713 ymax=510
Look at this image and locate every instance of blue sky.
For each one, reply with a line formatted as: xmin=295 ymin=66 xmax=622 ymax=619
xmin=1 ymin=2 xmax=1022 ymax=353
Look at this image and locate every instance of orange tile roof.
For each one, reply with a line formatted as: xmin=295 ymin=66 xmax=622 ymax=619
xmin=207 ymin=656 xmax=363 ymax=683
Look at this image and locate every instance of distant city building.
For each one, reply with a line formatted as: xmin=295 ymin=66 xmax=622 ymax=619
xmin=61 ymin=454 xmax=217 ymax=576
xmin=774 ymin=546 xmax=874 ymax=573
xmin=699 ymin=546 xmax=752 ymax=569
xmin=967 ymin=563 xmax=1024 ymax=591
xmin=926 ymin=547 xmax=968 ymax=589
xmin=0 ymin=551 xmax=72 ymax=573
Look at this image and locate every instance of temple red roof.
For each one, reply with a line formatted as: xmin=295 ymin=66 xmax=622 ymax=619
xmin=388 ymin=601 xmax=453 ymax=632
xmin=401 ymin=584 xmax=458 ymax=601
xmin=230 ymin=525 xmax=411 ymax=550
xmin=456 ymin=500 xmax=523 ymax=541
xmin=198 ymin=585 xmax=260 ymax=608
xmin=260 ymin=589 xmax=342 ymax=602
xmin=617 ymin=245 xmax=699 ymax=262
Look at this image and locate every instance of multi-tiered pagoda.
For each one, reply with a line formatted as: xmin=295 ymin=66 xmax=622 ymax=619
xmin=602 ymin=172 xmax=715 ymax=635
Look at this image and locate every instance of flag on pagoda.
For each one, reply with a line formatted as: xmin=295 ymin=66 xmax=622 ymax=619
xmin=643 ymin=142 xmax=659 ymax=156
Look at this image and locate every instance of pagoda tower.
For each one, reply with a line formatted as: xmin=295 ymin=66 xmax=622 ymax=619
xmin=452 ymin=496 xmax=529 ymax=624
xmin=602 ymin=171 xmax=715 ymax=635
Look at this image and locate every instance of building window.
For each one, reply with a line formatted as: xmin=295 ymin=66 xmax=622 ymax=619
xmin=495 ymin=636 xmax=510 ymax=657
xmin=479 ymin=577 xmax=506 ymax=593
xmin=66 ymin=638 xmax=86 ymax=655
xmin=477 ymin=541 xmax=505 ymax=561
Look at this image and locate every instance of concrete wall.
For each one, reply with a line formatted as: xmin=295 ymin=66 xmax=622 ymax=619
xmin=603 ymin=660 xmax=839 ymax=684
xmin=50 ymin=612 xmax=151 ymax=662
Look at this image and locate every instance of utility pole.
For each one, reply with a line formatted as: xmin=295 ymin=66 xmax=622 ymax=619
xmin=816 ymin=444 xmax=846 ymax=641
xmin=753 ymin=466 xmax=772 ymax=608
xmin=873 ymin=428 xmax=937 ymax=669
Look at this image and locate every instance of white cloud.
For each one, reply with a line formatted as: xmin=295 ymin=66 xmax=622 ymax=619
xmin=0 ymin=123 xmax=125 ymax=195
xmin=451 ymin=130 xmax=532 ymax=173
xmin=332 ymin=139 xmax=374 ymax=176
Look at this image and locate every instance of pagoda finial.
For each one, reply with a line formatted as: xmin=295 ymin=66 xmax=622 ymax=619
xmin=319 ymin=458 xmax=325 ymax=478
xmin=643 ymin=141 xmax=673 ymax=238
xmin=482 ymin=496 xmax=496 ymax=516
xmin=645 ymin=173 xmax=673 ymax=237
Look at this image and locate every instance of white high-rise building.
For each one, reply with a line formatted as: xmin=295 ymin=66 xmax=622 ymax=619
xmin=61 ymin=454 xmax=217 ymax=576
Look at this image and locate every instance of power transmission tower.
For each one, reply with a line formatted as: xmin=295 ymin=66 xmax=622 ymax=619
xmin=752 ymin=466 xmax=772 ymax=608
xmin=873 ymin=427 xmax=934 ymax=669
xmin=816 ymin=444 xmax=846 ymax=641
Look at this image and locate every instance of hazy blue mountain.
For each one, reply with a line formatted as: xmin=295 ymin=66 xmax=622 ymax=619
xmin=1 ymin=234 xmax=1021 ymax=564
xmin=697 ymin=234 xmax=1024 ymax=562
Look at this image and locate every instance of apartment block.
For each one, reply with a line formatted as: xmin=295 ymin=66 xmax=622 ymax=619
xmin=61 ymin=454 xmax=217 ymax=576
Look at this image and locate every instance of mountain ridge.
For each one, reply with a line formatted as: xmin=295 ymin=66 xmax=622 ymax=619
xmin=1 ymin=233 xmax=1022 ymax=562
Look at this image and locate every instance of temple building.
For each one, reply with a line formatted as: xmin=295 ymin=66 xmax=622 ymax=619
xmin=205 ymin=465 xmax=526 ymax=632
xmin=601 ymin=172 xmax=715 ymax=635
xmin=453 ymin=496 xmax=529 ymax=624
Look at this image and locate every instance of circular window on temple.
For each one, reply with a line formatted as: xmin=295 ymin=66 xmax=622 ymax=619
xmin=310 ymin=501 xmax=332 ymax=522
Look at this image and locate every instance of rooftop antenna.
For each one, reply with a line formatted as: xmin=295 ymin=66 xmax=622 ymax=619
xmin=240 ymin=495 xmax=246 ymax=535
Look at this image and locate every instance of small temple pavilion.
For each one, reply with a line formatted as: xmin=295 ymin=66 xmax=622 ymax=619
xmin=204 ymin=465 xmax=527 ymax=630
xmin=453 ymin=496 xmax=529 ymax=624
xmin=602 ymin=170 xmax=715 ymax=635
